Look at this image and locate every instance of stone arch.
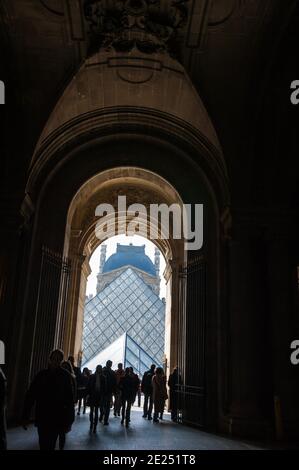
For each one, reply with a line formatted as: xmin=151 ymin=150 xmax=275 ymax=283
xmin=63 ymin=167 xmax=186 ymax=376
xmin=13 ymin=45 xmax=230 ymax=431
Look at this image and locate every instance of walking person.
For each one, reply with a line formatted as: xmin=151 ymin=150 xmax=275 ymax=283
xmin=68 ymin=355 xmax=81 ymax=382
xmin=77 ymin=367 xmax=90 ymax=416
xmin=141 ymin=364 xmax=155 ymax=420
xmin=137 ymin=380 xmax=141 ymax=407
xmin=168 ymin=366 xmax=182 ymax=422
xmin=22 ymin=349 xmax=75 ymax=450
xmin=152 ymin=367 xmax=168 ymax=423
xmin=61 ymin=360 xmax=77 ymax=401
xmin=102 ymin=360 xmax=116 ymax=425
xmin=87 ymin=365 xmax=106 ymax=433
xmin=68 ymin=355 xmax=81 ymax=406
xmin=129 ymin=367 xmax=140 ymax=406
xmin=59 ymin=360 xmax=77 ymax=450
xmin=114 ymin=363 xmax=125 ymax=417
xmin=119 ymin=368 xmax=136 ymax=427
xmin=0 ymin=366 xmax=7 ymax=450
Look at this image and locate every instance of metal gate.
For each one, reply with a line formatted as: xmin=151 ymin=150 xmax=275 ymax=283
xmin=177 ymin=255 xmax=206 ymax=427
xmin=29 ymin=246 xmax=71 ymax=380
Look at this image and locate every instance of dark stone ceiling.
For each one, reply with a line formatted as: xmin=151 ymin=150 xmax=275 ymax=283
xmin=0 ymin=0 xmax=298 ymax=215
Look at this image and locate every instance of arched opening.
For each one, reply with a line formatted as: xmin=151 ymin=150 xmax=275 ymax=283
xmin=62 ymin=167 xmax=186 ymax=381
xmin=8 ymin=41 xmax=230 ymax=435
xmin=12 ymin=136 xmax=227 ymax=432
xmin=82 ymin=235 xmax=167 ymax=376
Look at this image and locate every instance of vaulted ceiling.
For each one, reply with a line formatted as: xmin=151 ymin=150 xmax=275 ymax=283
xmin=0 ymin=0 xmax=298 ymax=214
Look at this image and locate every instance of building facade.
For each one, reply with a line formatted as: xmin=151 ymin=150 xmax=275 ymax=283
xmin=0 ymin=0 xmax=299 ymax=441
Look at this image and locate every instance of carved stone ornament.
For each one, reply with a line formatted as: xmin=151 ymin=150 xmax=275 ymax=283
xmin=84 ymin=0 xmax=189 ymax=55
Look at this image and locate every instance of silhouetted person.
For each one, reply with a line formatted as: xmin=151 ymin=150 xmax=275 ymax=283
xmin=129 ymin=367 xmax=140 ymax=406
xmin=0 ymin=367 xmax=7 ymax=450
xmin=77 ymin=367 xmax=90 ymax=415
xmin=137 ymin=381 xmax=141 ymax=407
xmin=168 ymin=366 xmax=182 ymax=422
xmin=61 ymin=360 xmax=77 ymax=401
xmin=114 ymin=363 xmax=125 ymax=417
xmin=119 ymin=368 xmax=136 ymax=427
xmin=22 ymin=349 xmax=75 ymax=450
xmin=68 ymin=355 xmax=81 ymax=403
xmin=103 ymin=360 xmax=116 ymax=425
xmin=87 ymin=365 xmax=107 ymax=433
xmin=141 ymin=364 xmax=155 ymax=420
xmin=152 ymin=367 xmax=168 ymax=423
xmin=59 ymin=360 xmax=77 ymax=450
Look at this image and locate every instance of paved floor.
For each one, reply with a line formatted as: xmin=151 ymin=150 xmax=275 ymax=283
xmin=7 ymin=406 xmax=264 ymax=450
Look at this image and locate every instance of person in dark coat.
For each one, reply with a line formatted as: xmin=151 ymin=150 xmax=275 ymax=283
xmin=119 ymin=368 xmax=137 ymax=427
xmin=22 ymin=349 xmax=75 ymax=450
xmin=168 ymin=367 xmax=182 ymax=422
xmin=137 ymin=380 xmax=141 ymax=407
xmin=77 ymin=367 xmax=90 ymax=415
xmin=102 ymin=360 xmax=116 ymax=425
xmin=87 ymin=365 xmax=107 ymax=433
xmin=114 ymin=363 xmax=125 ymax=417
xmin=59 ymin=360 xmax=77 ymax=450
xmin=0 ymin=367 xmax=7 ymax=450
xmin=152 ymin=367 xmax=168 ymax=423
xmin=68 ymin=355 xmax=81 ymax=402
xmin=129 ymin=367 xmax=140 ymax=406
xmin=141 ymin=364 xmax=155 ymax=420
xmin=61 ymin=360 xmax=77 ymax=402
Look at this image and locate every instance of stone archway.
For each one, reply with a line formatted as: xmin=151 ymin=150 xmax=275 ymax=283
xmin=62 ymin=167 xmax=186 ymax=378
xmin=11 ymin=18 xmax=230 ymax=431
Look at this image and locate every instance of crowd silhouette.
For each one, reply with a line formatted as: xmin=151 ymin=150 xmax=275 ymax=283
xmin=21 ymin=349 xmax=181 ymax=450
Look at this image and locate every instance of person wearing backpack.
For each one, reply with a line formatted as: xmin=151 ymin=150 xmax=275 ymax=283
xmin=141 ymin=364 xmax=155 ymax=420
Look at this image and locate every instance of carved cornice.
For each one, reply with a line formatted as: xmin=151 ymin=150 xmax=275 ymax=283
xmin=39 ymin=0 xmax=64 ymax=16
xmin=84 ymin=0 xmax=189 ymax=55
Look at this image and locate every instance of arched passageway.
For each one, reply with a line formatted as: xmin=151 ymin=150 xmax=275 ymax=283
xmin=7 ymin=33 xmax=232 ymax=440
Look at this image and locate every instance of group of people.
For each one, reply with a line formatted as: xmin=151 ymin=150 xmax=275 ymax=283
xmin=18 ymin=349 xmax=181 ymax=450
xmin=66 ymin=359 xmax=179 ymax=430
xmin=84 ymin=361 xmax=140 ymax=431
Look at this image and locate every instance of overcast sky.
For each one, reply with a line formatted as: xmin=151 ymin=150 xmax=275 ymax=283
xmin=85 ymin=235 xmax=167 ymax=299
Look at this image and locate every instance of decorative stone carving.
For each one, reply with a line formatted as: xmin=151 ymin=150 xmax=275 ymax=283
xmin=84 ymin=0 xmax=189 ymax=55
xmin=208 ymin=0 xmax=246 ymax=27
xmin=39 ymin=0 xmax=64 ymax=16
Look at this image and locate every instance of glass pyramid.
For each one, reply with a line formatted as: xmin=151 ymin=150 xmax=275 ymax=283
xmin=82 ymin=332 xmax=161 ymax=377
xmin=82 ymin=267 xmax=165 ymax=365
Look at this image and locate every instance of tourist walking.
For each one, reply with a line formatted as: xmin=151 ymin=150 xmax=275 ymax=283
xmin=22 ymin=349 xmax=75 ymax=450
xmin=59 ymin=360 xmax=77 ymax=449
xmin=114 ymin=363 xmax=125 ymax=417
xmin=152 ymin=367 xmax=168 ymax=423
xmin=141 ymin=364 xmax=155 ymax=420
xmin=68 ymin=355 xmax=81 ymax=402
xmin=77 ymin=367 xmax=91 ymax=416
xmin=102 ymin=360 xmax=116 ymax=425
xmin=129 ymin=367 xmax=140 ymax=406
xmin=168 ymin=366 xmax=182 ymax=422
xmin=119 ymin=368 xmax=137 ymax=427
xmin=87 ymin=365 xmax=107 ymax=433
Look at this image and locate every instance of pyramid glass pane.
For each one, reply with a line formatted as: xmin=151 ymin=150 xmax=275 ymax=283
xmin=82 ymin=333 xmax=161 ymax=378
xmin=82 ymin=267 xmax=165 ymax=366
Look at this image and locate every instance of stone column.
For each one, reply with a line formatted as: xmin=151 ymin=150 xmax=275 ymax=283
xmin=224 ymin=218 xmax=272 ymax=438
xmin=63 ymin=252 xmax=90 ymax=363
xmin=164 ymin=259 xmax=175 ymax=377
xmin=0 ymin=194 xmax=34 ymax=421
xmin=266 ymin=226 xmax=299 ymax=439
